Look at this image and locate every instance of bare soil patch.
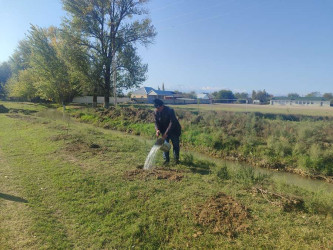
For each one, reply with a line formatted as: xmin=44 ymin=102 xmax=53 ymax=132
xmin=124 ymin=168 xmax=184 ymax=181
xmin=193 ymin=193 xmax=250 ymax=238
xmin=64 ymin=139 xmax=104 ymax=154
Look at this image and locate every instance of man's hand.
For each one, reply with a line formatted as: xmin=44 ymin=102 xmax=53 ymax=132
xmin=162 ymin=133 xmax=167 ymax=140
xmin=156 ymin=130 xmax=160 ymax=137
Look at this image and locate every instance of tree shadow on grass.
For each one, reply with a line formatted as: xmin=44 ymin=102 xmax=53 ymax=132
xmin=181 ymin=153 xmax=215 ymax=175
xmin=0 ymin=193 xmax=28 ymax=203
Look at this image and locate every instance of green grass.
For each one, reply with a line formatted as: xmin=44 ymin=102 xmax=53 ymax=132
xmin=0 ymin=102 xmax=333 ymax=248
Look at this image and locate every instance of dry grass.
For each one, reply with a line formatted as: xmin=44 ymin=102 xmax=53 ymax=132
xmin=175 ymin=103 xmax=333 ymax=117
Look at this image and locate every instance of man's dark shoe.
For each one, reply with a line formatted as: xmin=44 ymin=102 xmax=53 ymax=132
xmin=174 ymin=159 xmax=180 ymax=165
xmin=163 ymin=160 xmax=170 ymax=166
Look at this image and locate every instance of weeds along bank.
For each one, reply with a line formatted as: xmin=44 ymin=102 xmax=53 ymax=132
xmin=68 ymin=105 xmax=333 ymax=179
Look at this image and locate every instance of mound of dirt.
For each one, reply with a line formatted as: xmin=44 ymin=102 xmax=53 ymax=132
xmin=0 ymin=104 xmax=9 ymax=113
xmin=194 ymin=193 xmax=250 ymax=237
xmin=124 ymin=168 xmax=184 ymax=182
xmin=99 ymin=106 xmax=155 ymax=123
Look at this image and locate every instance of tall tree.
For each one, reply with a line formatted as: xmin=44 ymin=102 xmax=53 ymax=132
xmin=28 ymin=25 xmax=84 ymax=107
xmin=62 ymin=0 xmax=156 ymax=108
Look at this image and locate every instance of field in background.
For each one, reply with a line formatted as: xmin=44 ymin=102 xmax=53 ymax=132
xmin=175 ymin=103 xmax=333 ymax=117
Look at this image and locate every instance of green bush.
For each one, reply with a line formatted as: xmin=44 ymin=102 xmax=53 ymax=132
xmin=234 ymin=167 xmax=270 ymax=186
xmin=216 ymin=164 xmax=230 ymax=180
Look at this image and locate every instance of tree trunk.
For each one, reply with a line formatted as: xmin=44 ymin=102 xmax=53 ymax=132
xmin=104 ymin=65 xmax=111 ymax=109
xmin=93 ymin=93 xmax=97 ymax=108
xmin=113 ymin=57 xmax=117 ymax=107
xmin=104 ymin=89 xmax=110 ymax=109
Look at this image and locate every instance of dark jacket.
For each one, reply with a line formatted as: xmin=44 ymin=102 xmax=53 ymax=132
xmin=154 ymin=106 xmax=181 ymax=137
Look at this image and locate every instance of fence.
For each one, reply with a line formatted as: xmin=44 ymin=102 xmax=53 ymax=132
xmin=72 ymin=96 xmax=131 ymax=104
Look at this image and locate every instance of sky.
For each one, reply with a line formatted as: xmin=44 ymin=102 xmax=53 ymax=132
xmin=0 ymin=0 xmax=332 ymax=96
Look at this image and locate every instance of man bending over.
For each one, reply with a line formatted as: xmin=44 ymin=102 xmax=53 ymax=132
xmin=153 ymin=99 xmax=181 ymax=164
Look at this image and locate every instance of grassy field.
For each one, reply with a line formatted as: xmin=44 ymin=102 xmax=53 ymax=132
xmin=0 ymin=101 xmax=333 ymax=248
xmin=0 ymin=103 xmax=333 ymax=249
xmin=175 ymin=103 xmax=333 ymax=117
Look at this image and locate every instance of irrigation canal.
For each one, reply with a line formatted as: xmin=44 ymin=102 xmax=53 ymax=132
xmin=37 ymin=109 xmax=333 ymax=194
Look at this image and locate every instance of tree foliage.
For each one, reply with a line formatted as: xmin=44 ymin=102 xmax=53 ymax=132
xmin=0 ymin=62 xmax=12 ymax=98
xmin=7 ymin=69 xmax=38 ymax=101
xmin=252 ymin=90 xmax=271 ymax=103
xmin=323 ymin=93 xmax=333 ymax=105
xmin=62 ymin=0 xmax=156 ymax=108
xmin=174 ymin=90 xmax=196 ymax=99
xmin=287 ymin=93 xmax=300 ymax=98
xmin=9 ymin=39 xmax=32 ymax=75
xmin=323 ymin=93 xmax=333 ymax=100
xmin=27 ymin=25 xmax=86 ymax=104
xmin=305 ymin=91 xmax=321 ymax=98
xmin=212 ymin=90 xmax=235 ymax=102
xmin=8 ymin=25 xmax=87 ymax=104
xmin=234 ymin=92 xmax=249 ymax=100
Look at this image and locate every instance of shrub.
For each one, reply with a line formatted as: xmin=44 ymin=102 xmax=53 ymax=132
xmin=234 ymin=167 xmax=270 ymax=186
xmin=216 ymin=164 xmax=230 ymax=180
xmin=0 ymin=104 xmax=9 ymax=113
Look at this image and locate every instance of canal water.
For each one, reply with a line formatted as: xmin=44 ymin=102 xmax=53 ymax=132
xmin=192 ymin=151 xmax=333 ymax=193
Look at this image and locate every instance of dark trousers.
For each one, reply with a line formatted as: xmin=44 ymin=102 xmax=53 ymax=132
xmin=163 ymin=134 xmax=180 ymax=162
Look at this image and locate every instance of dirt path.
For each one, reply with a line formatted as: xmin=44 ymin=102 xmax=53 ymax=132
xmin=0 ymin=148 xmax=38 ymax=249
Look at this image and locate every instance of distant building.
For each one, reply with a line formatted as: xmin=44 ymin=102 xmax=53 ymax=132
xmin=270 ymin=97 xmax=330 ymax=107
xmin=130 ymin=87 xmax=155 ymax=98
xmin=131 ymin=86 xmax=197 ymax=104
xmin=147 ymin=89 xmax=177 ymax=102
xmin=253 ymin=100 xmax=262 ymax=105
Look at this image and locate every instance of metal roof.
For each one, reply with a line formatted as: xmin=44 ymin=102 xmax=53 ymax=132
xmin=131 ymin=87 xmax=155 ymax=95
xmin=148 ymin=90 xmax=175 ymax=96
